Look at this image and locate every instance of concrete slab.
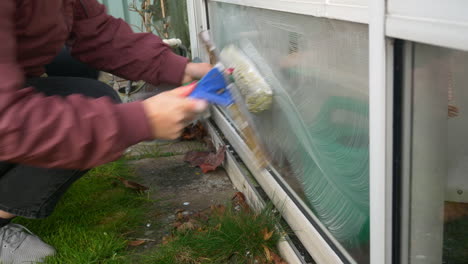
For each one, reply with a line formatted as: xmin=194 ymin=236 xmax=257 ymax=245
xmin=127 ymin=154 xmax=235 ymax=248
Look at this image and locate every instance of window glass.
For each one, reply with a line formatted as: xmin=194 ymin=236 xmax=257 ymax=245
xmin=209 ymin=3 xmax=370 ymax=262
xmin=405 ymin=43 xmax=468 ymax=264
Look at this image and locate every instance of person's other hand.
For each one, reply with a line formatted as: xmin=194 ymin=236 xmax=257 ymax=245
xmin=142 ymin=83 xmax=208 ymax=140
xmin=181 ymin=62 xmax=212 ymax=84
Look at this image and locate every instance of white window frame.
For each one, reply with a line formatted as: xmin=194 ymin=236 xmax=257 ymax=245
xmin=369 ymin=1 xmax=392 ymax=264
xmin=386 ymin=0 xmax=468 ymax=52
xmin=207 ymin=0 xmax=369 ymax=24
xmin=187 ymin=0 xmax=210 ymax=61
xmin=187 ymin=0 xmax=389 ymax=263
xmin=186 ymin=0 xmax=468 ymax=263
xmin=386 ymin=16 xmax=468 ymax=52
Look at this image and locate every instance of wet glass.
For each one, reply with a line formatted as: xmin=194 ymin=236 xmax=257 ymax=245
xmin=209 ymin=3 xmax=370 ymax=262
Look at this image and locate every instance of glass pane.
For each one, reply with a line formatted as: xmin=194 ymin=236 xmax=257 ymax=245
xmin=407 ymin=43 xmax=468 ymax=264
xmin=209 ymin=3 xmax=369 ymax=262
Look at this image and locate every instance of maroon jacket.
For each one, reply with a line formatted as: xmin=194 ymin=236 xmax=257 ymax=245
xmin=0 ymin=0 xmax=189 ymax=169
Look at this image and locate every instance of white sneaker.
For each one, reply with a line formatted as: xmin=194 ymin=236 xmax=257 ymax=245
xmin=0 ymin=224 xmax=55 ymax=264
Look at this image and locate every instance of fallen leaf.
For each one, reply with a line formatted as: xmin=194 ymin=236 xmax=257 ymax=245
xmin=210 ymin=204 xmax=226 ymax=216
xmin=184 ymin=151 xmax=211 ymax=167
xmin=232 ymin=192 xmax=250 ymax=212
xmin=177 ymin=221 xmax=196 ymax=232
xmin=128 ymin=240 xmax=146 ymax=246
xmin=203 ymin=136 xmax=216 ymax=151
xmin=261 ymin=227 xmax=274 ymax=241
xmin=162 ymin=235 xmax=173 ymax=244
xmin=263 ymin=245 xmax=272 ymax=261
xmin=270 ymin=250 xmax=288 ymax=264
xmin=192 ymin=211 xmax=210 ymax=222
xmin=176 ymin=212 xmax=185 ymax=221
xmin=181 ymin=122 xmax=207 ymax=141
xmin=184 ymin=145 xmax=226 ymax=173
xmin=117 ymin=177 xmax=149 ymax=191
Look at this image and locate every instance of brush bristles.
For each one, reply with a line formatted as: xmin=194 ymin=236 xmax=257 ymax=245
xmin=221 ymin=46 xmax=273 ymax=113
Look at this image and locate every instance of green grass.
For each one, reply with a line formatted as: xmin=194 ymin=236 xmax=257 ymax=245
xmin=444 ymin=216 xmax=468 ymax=264
xmin=13 ymin=160 xmax=148 ymax=264
xmin=142 ymin=204 xmax=283 ymax=264
xmin=10 ymin=158 xmax=285 ymax=264
xmin=124 ymin=143 xmax=176 ymax=160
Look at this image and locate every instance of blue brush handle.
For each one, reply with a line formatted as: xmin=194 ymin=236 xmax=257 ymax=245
xmin=188 ymin=66 xmax=234 ymax=107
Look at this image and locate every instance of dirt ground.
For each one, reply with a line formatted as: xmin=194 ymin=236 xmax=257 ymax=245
xmin=125 ymin=141 xmax=236 ymax=250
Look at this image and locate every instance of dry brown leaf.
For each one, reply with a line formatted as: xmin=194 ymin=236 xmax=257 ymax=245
xmin=174 ymin=208 xmax=185 ymax=214
xmin=270 ymin=250 xmax=288 ymax=264
xmin=210 ymin=204 xmax=226 ymax=216
xmin=262 ymin=227 xmax=274 ymax=241
xmin=173 ymin=221 xmax=183 ymax=228
xmin=162 ymin=235 xmax=171 ymax=245
xmin=177 ymin=221 xmax=195 ymax=232
xmin=128 ymin=240 xmax=146 ymax=246
xmin=176 ymin=212 xmax=185 ymax=221
xmin=184 ymin=145 xmax=226 ymax=173
xmin=117 ymin=177 xmax=149 ymax=191
xmin=192 ymin=211 xmax=209 ymax=222
xmin=232 ymin=192 xmax=250 ymax=212
xmin=263 ymin=245 xmax=272 ymax=262
xmin=181 ymin=122 xmax=207 ymax=141
xmin=203 ymin=136 xmax=216 ymax=151
xmin=184 ymin=151 xmax=211 ymax=166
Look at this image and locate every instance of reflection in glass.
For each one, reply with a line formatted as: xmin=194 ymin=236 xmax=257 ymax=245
xmin=406 ymin=43 xmax=468 ymax=264
xmin=209 ymin=3 xmax=370 ymax=262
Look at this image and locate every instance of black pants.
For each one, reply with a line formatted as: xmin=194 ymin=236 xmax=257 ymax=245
xmin=0 ymin=48 xmax=121 ymax=219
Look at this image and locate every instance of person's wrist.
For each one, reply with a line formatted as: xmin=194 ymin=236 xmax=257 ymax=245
xmin=181 ymin=62 xmax=212 ymax=84
xmin=181 ymin=72 xmax=192 ymax=85
xmin=181 ymin=63 xmax=196 ymax=84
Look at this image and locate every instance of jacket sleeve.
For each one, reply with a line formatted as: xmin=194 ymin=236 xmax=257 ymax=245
xmin=70 ymin=0 xmax=189 ymax=86
xmin=0 ymin=0 xmax=153 ymax=169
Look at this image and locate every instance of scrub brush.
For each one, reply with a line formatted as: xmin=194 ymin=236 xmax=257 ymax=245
xmin=192 ymin=31 xmax=271 ymax=167
xmin=220 ymin=43 xmax=273 ymax=113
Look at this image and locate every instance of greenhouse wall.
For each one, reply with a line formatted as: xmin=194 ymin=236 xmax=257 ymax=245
xmin=97 ymin=0 xmax=143 ymax=32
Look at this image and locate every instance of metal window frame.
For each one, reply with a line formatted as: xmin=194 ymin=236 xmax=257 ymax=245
xmin=386 ymin=0 xmax=468 ymax=52
xmin=386 ymin=15 xmax=468 ymax=52
xmin=187 ymin=0 xmax=393 ymax=263
xmin=205 ymin=119 xmax=306 ymax=264
xmin=187 ymin=0 xmax=210 ymax=61
xmin=397 ymin=41 xmax=414 ymax=264
xmin=369 ymin=1 xmax=392 ymax=264
xmin=385 ymin=3 xmax=468 ymax=264
xmin=207 ymin=0 xmax=369 ymax=24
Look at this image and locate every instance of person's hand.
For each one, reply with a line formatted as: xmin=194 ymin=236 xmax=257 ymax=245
xmin=142 ymin=83 xmax=208 ymax=140
xmin=181 ymin=62 xmax=212 ymax=84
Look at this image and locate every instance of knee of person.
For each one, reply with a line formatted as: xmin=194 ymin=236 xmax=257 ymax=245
xmin=94 ymin=82 xmax=122 ymax=104
xmin=46 ymin=46 xmax=100 ymax=80
xmin=25 ymin=77 xmax=122 ymax=104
